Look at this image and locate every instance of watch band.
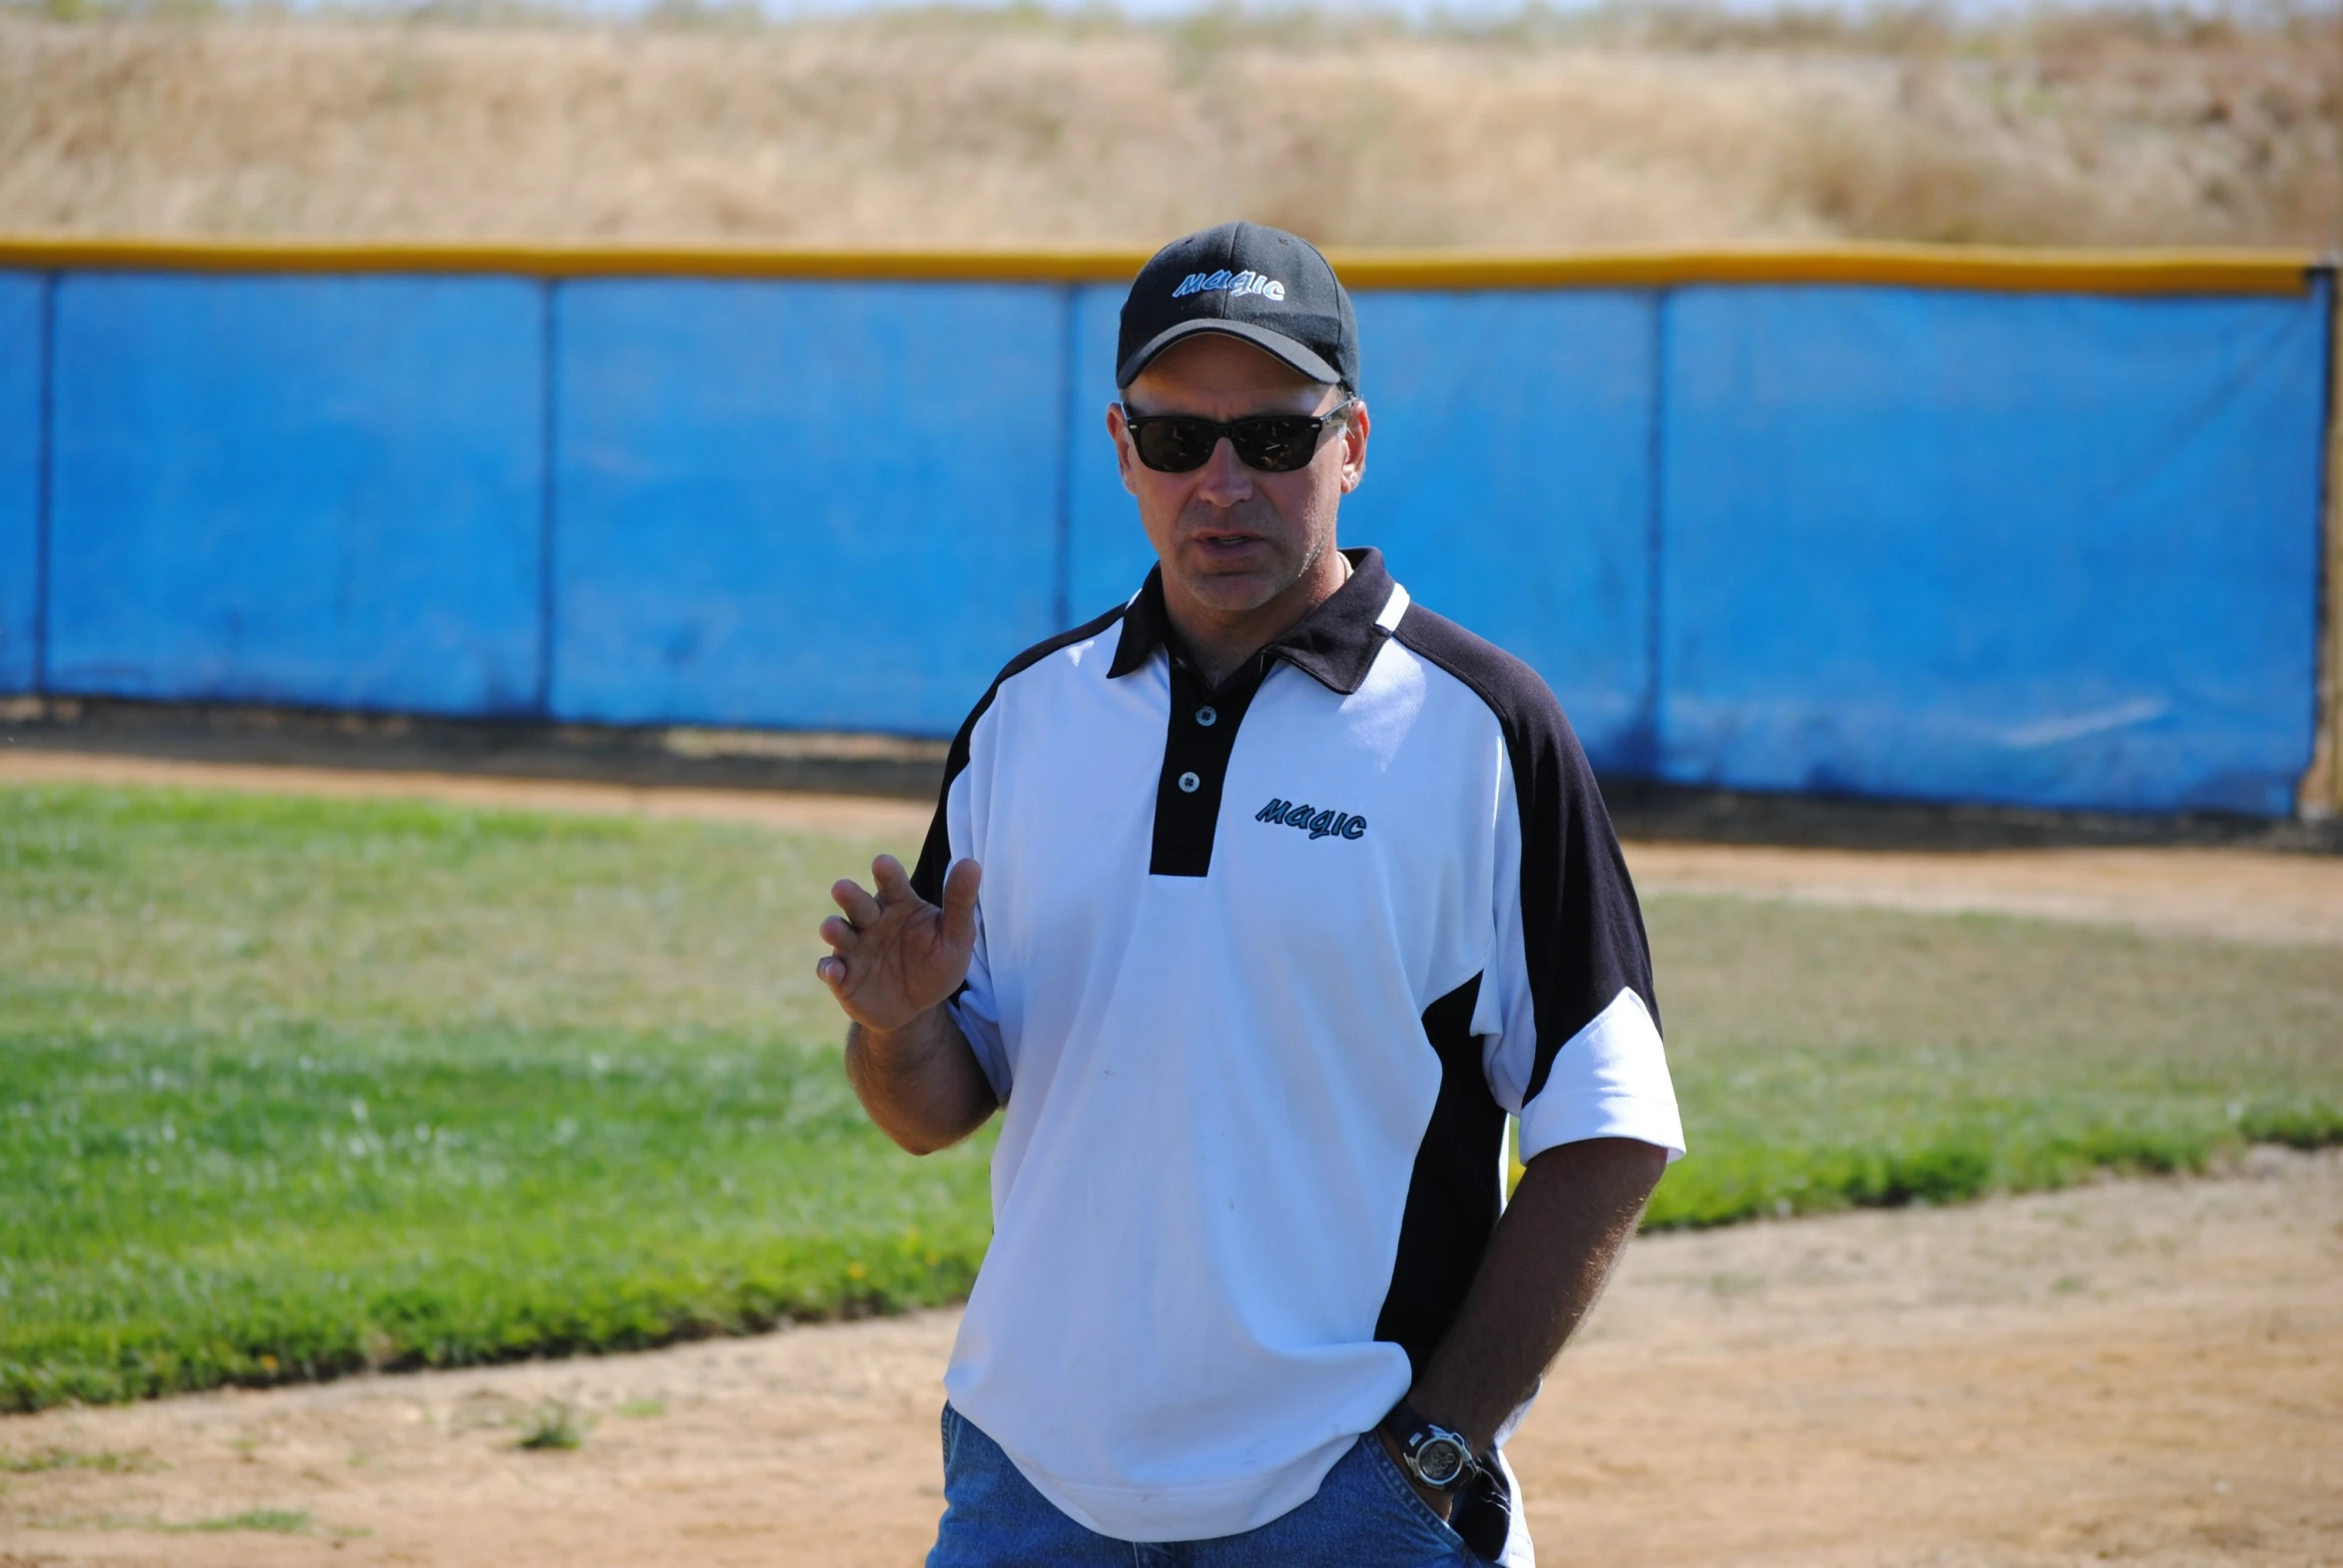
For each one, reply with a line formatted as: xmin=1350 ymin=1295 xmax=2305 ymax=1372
xmin=1382 ymin=1400 xmax=1478 ymax=1492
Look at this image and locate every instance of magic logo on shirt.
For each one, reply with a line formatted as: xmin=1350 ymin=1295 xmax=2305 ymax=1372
xmin=1253 ymin=798 xmax=1367 ymax=840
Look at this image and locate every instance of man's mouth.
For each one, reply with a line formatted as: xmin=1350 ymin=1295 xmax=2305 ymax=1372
xmin=1192 ymin=528 xmax=1265 ymax=558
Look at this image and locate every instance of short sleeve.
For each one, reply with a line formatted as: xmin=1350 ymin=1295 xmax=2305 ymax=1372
xmin=943 ymin=931 xmax=1010 ymax=1103
xmin=913 ymin=694 xmax=1012 ymax=1103
xmin=1468 ymin=686 xmax=1684 ymax=1166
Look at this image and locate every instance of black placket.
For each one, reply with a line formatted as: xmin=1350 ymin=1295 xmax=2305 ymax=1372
xmin=1150 ymin=650 xmax=1271 ymax=878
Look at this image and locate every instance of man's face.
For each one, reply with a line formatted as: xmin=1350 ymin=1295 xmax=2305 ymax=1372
xmin=1108 ymin=334 xmax=1369 ymax=623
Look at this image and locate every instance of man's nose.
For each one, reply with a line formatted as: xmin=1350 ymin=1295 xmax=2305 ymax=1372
xmin=1192 ymin=436 xmax=1254 ymax=506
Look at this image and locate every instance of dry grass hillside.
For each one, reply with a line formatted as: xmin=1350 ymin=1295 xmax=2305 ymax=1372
xmin=0 ymin=3 xmax=2335 ymax=248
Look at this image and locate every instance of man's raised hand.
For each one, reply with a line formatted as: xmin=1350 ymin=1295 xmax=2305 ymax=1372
xmin=824 ymin=855 xmax=995 ymax=1155
xmin=816 ymin=854 xmax=982 ymax=1034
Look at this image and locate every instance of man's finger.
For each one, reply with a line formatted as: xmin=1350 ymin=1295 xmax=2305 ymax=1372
xmin=871 ymin=854 xmax=916 ymax=905
xmin=819 ymin=916 xmax=860 ymax=953
xmin=815 ymin=955 xmax=847 ymax=989
xmin=832 ymin=878 xmax=884 ymax=929
xmin=940 ymin=857 xmax=983 ymax=953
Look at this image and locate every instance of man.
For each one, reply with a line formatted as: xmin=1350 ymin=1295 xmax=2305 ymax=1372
xmin=816 ymin=222 xmax=1683 ymax=1567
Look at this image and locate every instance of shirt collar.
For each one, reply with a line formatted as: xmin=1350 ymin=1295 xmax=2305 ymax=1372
xmin=1107 ymin=547 xmax=1401 ymax=696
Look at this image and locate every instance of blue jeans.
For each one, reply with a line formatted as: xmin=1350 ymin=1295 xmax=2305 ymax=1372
xmin=927 ymin=1404 xmax=1478 ymax=1567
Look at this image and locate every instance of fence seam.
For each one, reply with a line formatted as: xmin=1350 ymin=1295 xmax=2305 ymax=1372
xmin=2303 ymin=267 xmax=2343 ymax=818
xmin=1054 ymin=284 xmax=1077 ymax=633
xmin=1640 ymin=289 xmax=1671 ymax=782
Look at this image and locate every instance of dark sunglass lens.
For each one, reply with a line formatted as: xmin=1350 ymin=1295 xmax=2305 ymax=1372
xmin=1230 ymin=417 xmax=1321 ymax=473
xmin=1136 ymin=418 xmax=1216 ymax=472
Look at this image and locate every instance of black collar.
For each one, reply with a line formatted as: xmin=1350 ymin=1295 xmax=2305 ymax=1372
xmin=1107 ymin=547 xmax=1398 ymax=697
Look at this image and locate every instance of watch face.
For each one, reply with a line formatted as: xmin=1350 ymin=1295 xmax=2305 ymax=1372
xmin=1415 ymin=1435 xmax=1468 ymax=1487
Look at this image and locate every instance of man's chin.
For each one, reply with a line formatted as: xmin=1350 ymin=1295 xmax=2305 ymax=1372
xmin=1172 ymin=568 xmax=1288 ymax=618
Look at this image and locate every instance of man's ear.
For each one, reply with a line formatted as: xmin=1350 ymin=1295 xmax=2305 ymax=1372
xmin=1339 ymin=397 xmax=1370 ymax=495
xmin=1107 ymin=401 xmax=1140 ymax=497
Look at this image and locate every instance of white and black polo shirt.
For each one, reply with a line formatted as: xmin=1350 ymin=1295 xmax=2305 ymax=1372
xmin=911 ymin=547 xmax=1684 ymax=1547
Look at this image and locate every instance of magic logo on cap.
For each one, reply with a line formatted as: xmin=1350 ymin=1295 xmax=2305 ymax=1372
xmin=1119 ymin=221 xmax=1359 ymax=391
xmin=1172 ymin=269 xmax=1287 ymax=303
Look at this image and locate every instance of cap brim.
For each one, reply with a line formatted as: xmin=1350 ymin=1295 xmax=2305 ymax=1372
xmin=1116 ymin=320 xmax=1343 ymax=391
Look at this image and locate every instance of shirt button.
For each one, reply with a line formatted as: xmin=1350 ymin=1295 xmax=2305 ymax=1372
xmin=1196 ymin=706 xmax=1217 ymax=727
xmin=1177 ymin=771 xmax=1201 ymax=794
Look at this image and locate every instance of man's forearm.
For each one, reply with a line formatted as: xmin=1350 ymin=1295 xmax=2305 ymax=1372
xmin=1406 ymin=1137 xmax=1667 ymax=1452
xmin=844 ymin=1006 xmax=997 ymax=1156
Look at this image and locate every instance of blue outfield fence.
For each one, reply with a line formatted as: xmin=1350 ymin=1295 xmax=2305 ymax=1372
xmin=553 ymin=280 xmax=1070 ymax=737
xmin=0 ymin=246 xmax=2332 ymax=818
xmin=45 ymin=274 xmax=547 ymax=717
xmin=1659 ymin=285 xmax=2331 ymax=817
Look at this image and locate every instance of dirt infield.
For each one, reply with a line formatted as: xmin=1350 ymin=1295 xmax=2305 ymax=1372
xmin=1620 ymin=839 xmax=2343 ymax=948
xmin=3 ymin=1150 xmax=2336 ymax=1567
xmin=6 ymin=748 xmax=2339 ymax=947
xmin=0 ymin=749 xmax=931 ymax=840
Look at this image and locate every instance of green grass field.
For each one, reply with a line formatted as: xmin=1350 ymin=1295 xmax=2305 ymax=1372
xmin=4 ymin=783 xmax=2338 ymax=1413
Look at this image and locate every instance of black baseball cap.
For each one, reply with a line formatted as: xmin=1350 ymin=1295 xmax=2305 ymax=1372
xmin=1117 ymin=222 xmax=1359 ymax=393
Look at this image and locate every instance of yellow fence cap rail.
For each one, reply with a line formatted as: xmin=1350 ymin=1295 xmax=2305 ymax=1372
xmin=0 ymin=235 xmax=2323 ymax=297
xmin=1329 ymin=243 xmax=2326 ymax=297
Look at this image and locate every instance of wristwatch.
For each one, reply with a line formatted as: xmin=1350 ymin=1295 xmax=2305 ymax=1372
xmin=1382 ymin=1401 xmax=1478 ymax=1492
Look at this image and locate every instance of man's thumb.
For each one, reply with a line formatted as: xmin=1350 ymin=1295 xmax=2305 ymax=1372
xmin=939 ymin=858 xmax=983 ymax=951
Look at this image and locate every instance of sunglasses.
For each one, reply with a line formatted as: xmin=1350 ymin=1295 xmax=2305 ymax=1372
xmin=1121 ymin=397 xmax=1356 ymax=474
